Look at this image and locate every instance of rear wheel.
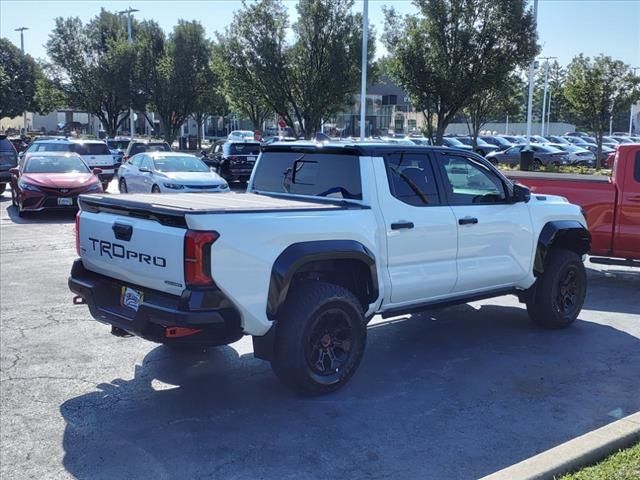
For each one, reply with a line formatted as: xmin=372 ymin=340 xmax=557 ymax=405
xmin=0 ymin=183 xmax=6 ymax=194
xmin=101 ymin=180 xmax=110 ymax=191
xmin=534 ymin=158 xmax=543 ymax=167
xmin=151 ymin=185 xmax=161 ymax=194
xmin=10 ymin=186 xmax=17 ymax=206
xmin=526 ymin=249 xmax=586 ymax=328
xmin=118 ymin=178 xmax=128 ymax=193
xmin=271 ymin=281 xmax=367 ymax=396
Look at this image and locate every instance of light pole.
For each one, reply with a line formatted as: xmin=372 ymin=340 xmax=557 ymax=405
xmin=539 ymin=56 xmax=556 ymax=136
xmin=630 ymin=67 xmax=639 ymax=135
xmin=359 ymin=0 xmax=369 ymax=140
xmin=119 ymin=7 xmax=139 ymax=139
xmin=524 ymin=0 xmax=538 ymax=150
xmin=15 ymin=27 xmax=29 ymax=135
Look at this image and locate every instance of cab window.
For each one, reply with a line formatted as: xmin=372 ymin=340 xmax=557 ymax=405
xmin=436 ymin=154 xmax=507 ymax=204
xmin=384 ymin=153 xmax=440 ymax=206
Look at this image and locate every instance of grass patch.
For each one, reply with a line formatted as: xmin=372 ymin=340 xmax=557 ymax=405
xmin=557 ymin=442 xmax=640 ymax=480
xmin=499 ymin=164 xmax=612 ymax=176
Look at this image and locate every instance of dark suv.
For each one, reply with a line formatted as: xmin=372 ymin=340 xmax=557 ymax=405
xmin=0 ymin=135 xmax=19 ymax=194
xmin=205 ymin=140 xmax=261 ymax=182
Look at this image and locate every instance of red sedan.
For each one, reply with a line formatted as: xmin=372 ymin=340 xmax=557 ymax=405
xmin=9 ymin=152 xmax=103 ymax=217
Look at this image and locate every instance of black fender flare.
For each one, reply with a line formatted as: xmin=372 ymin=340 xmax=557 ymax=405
xmin=267 ymin=240 xmax=378 ymax=320
xmin=534 ymin=220 xmax=591 ymax=275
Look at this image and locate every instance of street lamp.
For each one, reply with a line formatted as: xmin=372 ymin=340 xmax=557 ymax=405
xmin=15 ymin=27 xmax=29 ymax=135
xmin=539 ymin=56 xmax=557 ymax=136
xmin=118 ymin=8 xmax=139 ymax=140
xmin=521 ymin=0 xmax=538 ymax=170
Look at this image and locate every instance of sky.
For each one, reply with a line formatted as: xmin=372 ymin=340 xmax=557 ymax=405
xmin=1 ymin=0 xmax=639 ymax=67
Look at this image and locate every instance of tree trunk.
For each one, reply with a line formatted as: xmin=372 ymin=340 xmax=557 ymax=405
xmin=435 ymin=117 xmax=447 ymax=146
xmin=595 ymin=131 xmax=603 ymax=170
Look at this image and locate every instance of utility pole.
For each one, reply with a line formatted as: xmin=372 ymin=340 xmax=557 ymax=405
xmin=119 ymin=7 xmax=139 ymax=140
xmin=521 ymin=0 xmax=538 ymax=170
xmin=546 ymin=88 xmax=552 ymax=136
xmin=15 ymin=27 xmax=29 ymax=135
xmin=359 ymin=0 xmax=369 ymax=140
xmin=539 ymin=56 xmax=557 ymax=136
xmin=630 ymin=67 xmax=639 ymax=135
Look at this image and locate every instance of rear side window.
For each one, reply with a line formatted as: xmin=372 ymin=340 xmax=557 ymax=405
xmin=32 ymin=143 xmax=72 ymax=153
xmin=385 ymin=153 xmax=440 ymax=206
xmin=253 ymin=152 xmax=362 ymax=200
xmin=635 ymin=152 xmax=640 ymax=182
xmin=146 ymin=143 xmax=170 ymax=152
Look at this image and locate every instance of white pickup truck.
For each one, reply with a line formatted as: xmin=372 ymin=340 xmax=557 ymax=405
xmin=69 ymin=142 xmax=591 ymax=395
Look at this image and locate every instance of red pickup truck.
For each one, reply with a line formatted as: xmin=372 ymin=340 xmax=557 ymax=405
xmin=506 ymin=144 xmax=640 ymax=267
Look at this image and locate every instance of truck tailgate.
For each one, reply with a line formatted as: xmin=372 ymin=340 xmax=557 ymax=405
xmin=78 ymin=210 xmax=186 ymax=296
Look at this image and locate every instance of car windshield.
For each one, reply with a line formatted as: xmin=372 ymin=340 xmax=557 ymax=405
xmin=229 ymin=143 xmax=261 ymax=155
xmin=484 ymin=136 xmax=511 ymax=147
xmin=107 ymin=140 xmax=129 ymax=150
xmin=535 ymin=145 xmax=562 ymax=153
xmin=70 ymin=143 xmax=111 ymax=155
xmin=444 ymin=138 xmax=465 ymax=147
xmin=153 ymin=155 xmax=209 ymax=172
xmin=583 ymin=137 xmax=597 ymax=143
xmin=455 ymin=137 xmax=472 ymax=145
xmin=24 ymin=155 xmax=89 ymax=173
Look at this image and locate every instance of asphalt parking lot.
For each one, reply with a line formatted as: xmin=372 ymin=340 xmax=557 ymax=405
xmin=1 ymin=183 xmax=639 ymax=480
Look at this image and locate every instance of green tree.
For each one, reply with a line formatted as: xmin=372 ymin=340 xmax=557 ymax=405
xmin=46 ymin=9 xmax=140 ymax=136
xmin=0 ymin=38 xmax=39 ymax=120
xmin=216 ymin=0 xmax=375 ymax=138
xmin=564 ymin=55 xmax=640 ymax=168
xmin=190 ymin=65 xmax=228 ymax=149
xmin=383 ymin=0 xmax=538 ymax=145
xmin=463 ymin=74 xmax=525 ymax=145
xmin=137 ymin=20 xmax=213 ymax=144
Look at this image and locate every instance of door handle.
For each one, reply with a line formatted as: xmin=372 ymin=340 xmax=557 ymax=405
xmin=391 ymin=221 xmax=414 ymax=230
xmin=458 ymin=217 xmax=478 ymax=225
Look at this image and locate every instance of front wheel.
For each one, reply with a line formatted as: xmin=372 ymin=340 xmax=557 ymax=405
xmin=151 ymin=185 xmax=161 ymax=194
xmin=526 ymin=249 xmax=586 ymax=328
xmin=118 ymin=178 xmax=128 ymax=193
xmin=271 ymin=281 xmax=367 ymax=396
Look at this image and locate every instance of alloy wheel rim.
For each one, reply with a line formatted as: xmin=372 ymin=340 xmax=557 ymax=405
xmin=555 ymin=266 xmax=580 ymax=315
xmin=306 ymin=309 xmax=354 ymax=376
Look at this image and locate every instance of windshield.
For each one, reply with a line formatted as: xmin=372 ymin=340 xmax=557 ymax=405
xmin=444 ymin=138 xmax=465 ymax=147
xmin=69 ymin=143 xmax=111 ymax=155
xmin=535 ymin=145 xmax=562 ymax=153
xmin=229 ymin=143 xmax=261 ymax=155
xmin=24 ymin=155 xmax=89 ymax=173
xmin=252 ymin=152 xmax=362 ymax=200
xmin=153 ymin=155 xmax=209 ymax=172
xmin=107 ymin=140 xmax=130 ymax=150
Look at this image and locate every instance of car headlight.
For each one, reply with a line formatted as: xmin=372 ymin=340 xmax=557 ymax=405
xmin=220 ymin=183 xmax=229 ymax=190
xmin=85 ymin=182 xmax=103 ymax=192
xmin=18 ymin=180 xmax=40 ymax=192
xmin=163 ymin=183 xmax=184 ymax=190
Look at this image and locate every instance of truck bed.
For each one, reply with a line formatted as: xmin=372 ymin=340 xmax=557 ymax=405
xmin=503 ymin=170 xmax=611 ymax=183
xmin=79 ymin=192 xmax=358 ymax=223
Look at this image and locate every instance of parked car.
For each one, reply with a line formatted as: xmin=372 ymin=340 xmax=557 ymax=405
xmin=408 ymin=138 xmax=432 ymax=146
xmin=228 ymin=130 xmax=256 ymax=142
xmin=523 ymin=135 xmax=550 ymax=144
xmin=106 ymin=137 xmax=130 ymax=164
xmin=206 ymin=140 xmax=262 ymax=183
xmin=454 ymin=136 xmax=499 ymax=156
xmin=117 ymin=152 xmax=228 ymax=194
xmin=506 ymin=143 xmax=640 ymax=266
xmin=0 ymin=134 xmax=18 ymax=194
xmin=442 ymin=137 xmax=474 ymax=151
xmin=70 ymin=141 xmax=590 ymax=395
xmin=543 ymin=143 xmax=596 ymax=166
xmin=20 ymin=138 xmax=116 ymax=190
xmin=609 ymin=136 xmax=634 ymax=144
xmin=486 ymin=144 xmax=570 ymax=166
xmin=9 ymin=152 xmax=102 ymax=217
xmin=8 ymin=136 xmax=29 ymax=153
xmin=479 ymin=135 xmax=513 ymax=151
xmin=565 ymin=131 xmax=590 ymax=137
xmin=261 ymin=136 xmax=298 ymax=146
xmin=123 ymin=139 xmax=172 ymax=162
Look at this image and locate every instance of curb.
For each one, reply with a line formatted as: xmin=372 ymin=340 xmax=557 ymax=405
xmin=479 ymin=411 xmax=640 ymax=480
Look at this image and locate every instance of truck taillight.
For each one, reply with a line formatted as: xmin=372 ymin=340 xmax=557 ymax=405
xmin=184 ymin=230 xmax=219 ymax=288
xmin=75 ymin=211 xmax=81 ymax=256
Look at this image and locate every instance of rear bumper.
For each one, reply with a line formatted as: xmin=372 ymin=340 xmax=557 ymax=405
xmin=68 ymin=259 xmax=244 ymax=346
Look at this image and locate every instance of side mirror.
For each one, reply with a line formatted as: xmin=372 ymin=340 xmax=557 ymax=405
xmin=139 ymin=167 xmax=152 ymax=173
xmin=200 ymin=150 xmax=207 ymax=157
xmin=8 ymin=168 xmax=19 ymax=176
xmin=92 ymin=167 xmax=103 ymax=175
xmin=512 ymin=183 xmax=531 ymax=203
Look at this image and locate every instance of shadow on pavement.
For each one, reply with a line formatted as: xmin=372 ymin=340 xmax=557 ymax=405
xmin=585 ymin=266 xmax=640 ymax=315
xmin=60 ymin=304 xmax=640 ymax=479
xmin=3 ymin=203 xmax=76 ymax=225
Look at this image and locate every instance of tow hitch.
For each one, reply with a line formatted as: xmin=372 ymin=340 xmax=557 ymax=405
xmin=111 ymin=326 xmax=133 ymax=337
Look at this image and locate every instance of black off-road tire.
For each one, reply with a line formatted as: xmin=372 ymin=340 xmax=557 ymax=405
xmin=271 ymin=281 xmax=367 ymax=396
xmin=526 ymin=249 xmax=586 ymax=329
